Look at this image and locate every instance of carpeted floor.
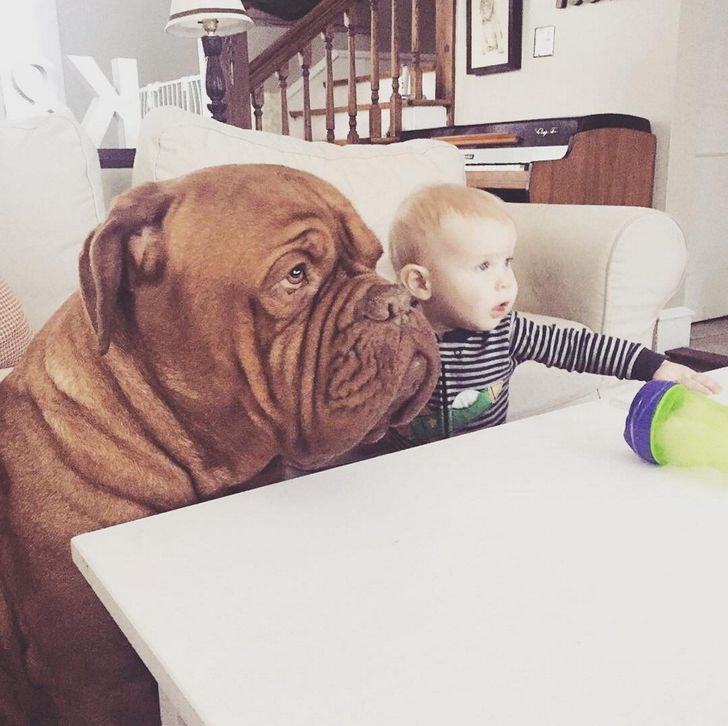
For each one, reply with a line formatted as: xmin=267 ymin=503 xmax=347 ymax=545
xmin=691 ymin=317 xmax=728 ymax=356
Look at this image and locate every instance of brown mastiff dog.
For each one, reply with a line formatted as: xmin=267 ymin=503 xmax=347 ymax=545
xmin=0 ymin=165 xmax=439 ymax=725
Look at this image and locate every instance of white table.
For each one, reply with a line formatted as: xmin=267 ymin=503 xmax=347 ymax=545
xmin=72 ymin=370 xmax=728 ymax=726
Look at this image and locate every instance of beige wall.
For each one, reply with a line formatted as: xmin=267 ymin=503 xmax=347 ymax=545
xmin=454 ymin=0 xmax=682 ymax=210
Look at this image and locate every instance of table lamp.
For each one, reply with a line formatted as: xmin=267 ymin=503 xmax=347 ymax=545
xmin=165 ymin=1 xmax=254 ymax=123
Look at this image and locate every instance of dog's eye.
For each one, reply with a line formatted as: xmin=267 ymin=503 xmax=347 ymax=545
xmin=282 ymin=264 xmax=307 ymax=292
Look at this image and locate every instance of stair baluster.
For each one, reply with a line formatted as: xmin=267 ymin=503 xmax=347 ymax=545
xmin=344 ymin=9 xmax=360 ymax=143
xmin=277 ymin=63 xmax=290 ymax=135
xmin=298 ymin=45 xmax=313 ymax=141
xmin=252 ymin=85 xmax=264 ymax=131
xmin=322 ymin=24 xmax=336 ymax=143
xmin=389 ymin=0 xmax=402 ymax=138
xmin=435 ymin=0 xmax=455 ymax=126
xmin=411 ymin=0 xmax=423 ymax=100
xmin=368 ymin=0 xmax=382 ymax=140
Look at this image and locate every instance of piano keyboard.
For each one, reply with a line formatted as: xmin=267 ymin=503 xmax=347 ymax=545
xmin=462 ymin=144 xmax=570 ymax=167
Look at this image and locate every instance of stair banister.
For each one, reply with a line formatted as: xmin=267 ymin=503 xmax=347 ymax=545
xmin=248 ymin=0 xmax=354 ymax=90
xmin=225 ymin=0 xmax=455 ymax=141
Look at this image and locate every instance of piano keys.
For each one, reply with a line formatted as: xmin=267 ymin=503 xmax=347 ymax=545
xmin=400 ymin=113 xmax=656 ymax=207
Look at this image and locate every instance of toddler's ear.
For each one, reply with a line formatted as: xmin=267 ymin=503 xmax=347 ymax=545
xmin=399 ymin=264 xmax=432 ymax=301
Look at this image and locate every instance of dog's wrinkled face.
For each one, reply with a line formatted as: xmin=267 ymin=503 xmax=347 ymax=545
xmin=79 ymin=164 xmax=439 ymax=474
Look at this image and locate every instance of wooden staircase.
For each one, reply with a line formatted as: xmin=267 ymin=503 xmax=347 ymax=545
xmin=220 ymin=0 xmax=455 ymax=143
xmin=287 ymin=63 xmax=447 ymax=143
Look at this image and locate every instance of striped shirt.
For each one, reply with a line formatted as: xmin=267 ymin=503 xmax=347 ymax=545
xmin=393 ymin=311 xmax=665 ymax=446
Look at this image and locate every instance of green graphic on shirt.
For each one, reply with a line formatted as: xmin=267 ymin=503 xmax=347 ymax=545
xmin=408 ymin=381 xmax=504 ymax=443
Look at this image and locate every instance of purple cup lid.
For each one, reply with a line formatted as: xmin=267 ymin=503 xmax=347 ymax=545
xmin=623 ymin=380 xmax=676 ymax=464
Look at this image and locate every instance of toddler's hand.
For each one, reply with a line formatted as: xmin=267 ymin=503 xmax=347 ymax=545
xmin=652 ymin=360 xmax=722 ymax=395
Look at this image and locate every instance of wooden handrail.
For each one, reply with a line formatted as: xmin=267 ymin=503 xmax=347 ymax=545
xmin=248 ymin=0 xmax=353 ymax=89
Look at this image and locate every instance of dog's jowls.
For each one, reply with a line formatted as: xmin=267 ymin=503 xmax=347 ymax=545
xmin=0 ymin=165 xmax=439 ymax=725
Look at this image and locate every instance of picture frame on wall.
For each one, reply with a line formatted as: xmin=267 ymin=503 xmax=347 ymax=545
xmin=466 ymin=0 xmax=523 ymax=75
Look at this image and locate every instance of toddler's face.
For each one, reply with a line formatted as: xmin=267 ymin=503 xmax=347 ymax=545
xmin=424 ymin=213 xmax=517 ymax=333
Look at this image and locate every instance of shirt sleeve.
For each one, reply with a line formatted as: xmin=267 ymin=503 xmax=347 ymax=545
xmin=510 ymin=313 xmax=665 ymax=380
xmin=0 ymin=278 xmax=33 ymax=368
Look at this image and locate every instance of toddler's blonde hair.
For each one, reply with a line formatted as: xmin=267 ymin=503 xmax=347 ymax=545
xmin=389 ymin=184 xmax=511 ymax=273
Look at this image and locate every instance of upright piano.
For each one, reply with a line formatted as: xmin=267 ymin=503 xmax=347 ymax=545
xmin=400 ymin=113 xmax=656 ymax=207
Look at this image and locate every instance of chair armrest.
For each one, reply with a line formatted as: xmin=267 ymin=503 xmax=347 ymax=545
xmin=506 ymin=203 xmax=687 ymax=346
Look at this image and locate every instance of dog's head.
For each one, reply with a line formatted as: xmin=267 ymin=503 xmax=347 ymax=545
xmin=79 ymin=165 xmax=439 ymax=473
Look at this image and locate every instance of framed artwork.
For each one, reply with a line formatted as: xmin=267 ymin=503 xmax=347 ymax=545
xmin=466 ymin=0 xmax=523 ymax=75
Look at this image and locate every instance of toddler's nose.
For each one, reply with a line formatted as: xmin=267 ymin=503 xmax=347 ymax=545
xmin=495 ymin=275 xmax=510 ymax=291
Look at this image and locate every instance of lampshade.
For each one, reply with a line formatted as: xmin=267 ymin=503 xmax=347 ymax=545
xmin=165 ymin=0 xmax=254 ymax=37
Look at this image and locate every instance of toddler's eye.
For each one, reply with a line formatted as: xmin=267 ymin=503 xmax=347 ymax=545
xmin=506 ymin=257 xmax=514 ymax=267
xmin=282 ymin=264 xmax=307 ymax=291
xmin=477 ymin=261 xmax=490 ymax=271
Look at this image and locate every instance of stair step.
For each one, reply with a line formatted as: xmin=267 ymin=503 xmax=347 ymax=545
xmin=328 ymin=63 xmax=436 ymax=88
xmin=289 ymin=97 xmax=451 ymax=119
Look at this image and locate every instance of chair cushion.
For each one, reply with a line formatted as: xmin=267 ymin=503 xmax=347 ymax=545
xmin=133 ymin=107 xmax=465 ymax=280
xmin=0 ymin=113 xmax=105 ymax=330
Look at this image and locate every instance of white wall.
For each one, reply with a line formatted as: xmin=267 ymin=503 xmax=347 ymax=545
xmin=664 ymin=0 xmax=728 ymax=320
xmin=454 ymin=0 xmax=682 ymax=210
xmin=0 ymin=0 xmax=65 ymax=119
xmin=56 ymin=0 xmax=199 ymax=127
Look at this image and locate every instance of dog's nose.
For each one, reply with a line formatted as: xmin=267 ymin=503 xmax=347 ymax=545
xmin=357 ymin=284 xmax=415 ymax=323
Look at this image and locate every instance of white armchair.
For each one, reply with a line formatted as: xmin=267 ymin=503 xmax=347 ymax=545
xmin=508 ymin=202 xmax=685 ymax=418
xmin=0 ymin=112 xmax=105 ymax=382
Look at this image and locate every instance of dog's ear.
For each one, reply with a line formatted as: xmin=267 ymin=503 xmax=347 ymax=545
xmin=79 ymin=182 xmax=176 ymax=355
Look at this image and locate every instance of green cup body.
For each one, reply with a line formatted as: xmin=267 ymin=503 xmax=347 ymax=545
xmin=651 ymin=384 xmax=728 ymax=474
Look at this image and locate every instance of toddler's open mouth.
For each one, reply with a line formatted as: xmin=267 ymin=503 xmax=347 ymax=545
xmin=491 ymin=301 xmax=510 ymax=316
